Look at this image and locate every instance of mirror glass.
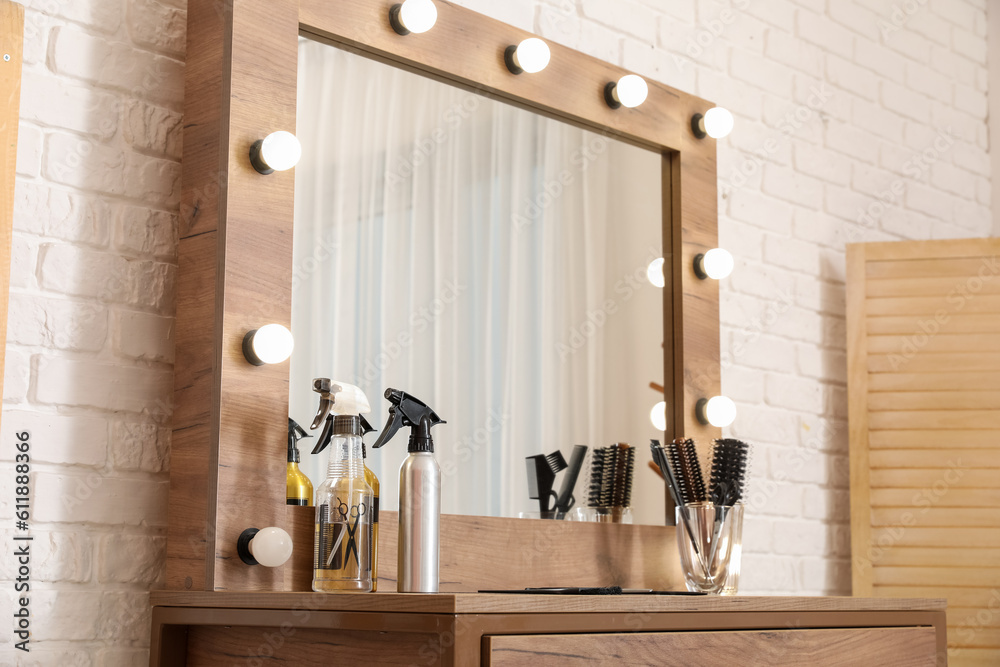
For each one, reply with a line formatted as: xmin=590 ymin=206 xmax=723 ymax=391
xmin=290 ymin=37 xmax=668 ymax=525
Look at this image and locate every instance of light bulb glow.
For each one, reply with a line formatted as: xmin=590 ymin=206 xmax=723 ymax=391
xmin=704 ymin=107 xmax=734 ymax=139
xmin=514 ymin=38 xmax=550 ymax=74
xmin=247 ymin=324 xmax=294 ymax=365
xmin=249 ymin=527 xmax=293 ymax=567
xmin=258 ymin=131 xmax=301 ymax=172
xmin=697 ymin=248 xmax=734 ymax=280
xmin=615 ymin=74 xmax=648 ymax=108
xmin=647 ymin=258 xmax=665 ymax=288
xmin=399 ymin=0 xmax=437 ymax=33
xmin=650 ymin=401 xmax=667 ymax=431
xmin=703 ymin=395 xmax=737 ymax=428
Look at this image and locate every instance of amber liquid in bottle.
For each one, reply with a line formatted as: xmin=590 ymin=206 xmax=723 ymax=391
xmin=363 ymin=444 xmax=379 ymax=591
xmin=313 ymin=435 xmax=373 ymax=592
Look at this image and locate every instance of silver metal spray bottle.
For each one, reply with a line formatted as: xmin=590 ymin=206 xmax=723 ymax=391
xmin=371 ymin=388 xmax=445 ymax=593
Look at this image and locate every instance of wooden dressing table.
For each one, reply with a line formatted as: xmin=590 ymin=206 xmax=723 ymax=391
xmin=150 ymin=591 xmax=945 ymax=666
xmin=157 ymin=2 xmax=948 ymax=665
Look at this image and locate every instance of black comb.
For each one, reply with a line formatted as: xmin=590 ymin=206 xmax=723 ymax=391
xmin=708 ymin=438 xmax=750 ymax=505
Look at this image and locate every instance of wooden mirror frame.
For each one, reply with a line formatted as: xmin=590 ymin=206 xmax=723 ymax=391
xmin=170 ymin=0 xmax=721 ymax=592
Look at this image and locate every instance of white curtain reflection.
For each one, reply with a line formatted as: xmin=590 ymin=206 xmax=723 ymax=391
xmin=292 ymin=40 xmax=663 ymax=520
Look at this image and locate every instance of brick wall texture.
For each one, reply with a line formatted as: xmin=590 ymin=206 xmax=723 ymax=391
xmin=0 ymin=0 xmax=991 ymax=661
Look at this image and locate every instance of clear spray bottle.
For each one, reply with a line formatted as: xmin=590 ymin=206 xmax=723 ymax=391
xmin=309 ymin=379 xmax=374 ymax=593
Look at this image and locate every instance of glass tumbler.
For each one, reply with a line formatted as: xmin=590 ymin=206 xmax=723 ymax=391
xmin=675 ymin=503 xmax=744 ymax=594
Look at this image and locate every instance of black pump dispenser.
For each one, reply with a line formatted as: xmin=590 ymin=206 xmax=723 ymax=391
xmin=371 ymin=388 xmax=445 ymax=453
xmin=312 ymin=414 xmax=377 ymax=455
xmin=288 ymin=418 xmax=310 ymax=463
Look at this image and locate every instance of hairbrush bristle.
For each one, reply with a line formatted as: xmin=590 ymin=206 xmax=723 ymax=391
xmin=611 ymin=443 xmax=634 ymax=508
xmin=668 ymin=438 xmax=706 ymax=504
xmin=709 ymin=438 xmax=750 ymax=505
xmin=587 ymin=447 xmax=609 ymax=507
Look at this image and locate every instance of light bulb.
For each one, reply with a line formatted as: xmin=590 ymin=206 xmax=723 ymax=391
xmin=391 ymin=0 xmax=437 ymax=35
xmin=704 ymin=107 xmax=734 ymax=139
xmin=606 ymin=74 xmax=648 ymax=109
xmin=249 ymin=131 xmax=302 ymax=174
xmin=697 ymin=396 xmax=737 ymax=428
xmin=650 ymin=401 xmax=667 ymax=431
xmin=695 ymin=248 xmax=734 ymax=280
xmin=507 ymin=38 xmax=551 ymax=74
xmin=646 ymin=258 xmax=665 ymax=288
xmin=238 ymin=527 xmax=293 ymax=567
xmin=243 ymin=323 xmax=294 ymax=365
xmin=250 ymin=527 xmax=293 ymax=567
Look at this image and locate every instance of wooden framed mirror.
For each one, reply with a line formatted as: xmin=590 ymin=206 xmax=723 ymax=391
xmin=170 ymin=0 xmax=721 ymax=592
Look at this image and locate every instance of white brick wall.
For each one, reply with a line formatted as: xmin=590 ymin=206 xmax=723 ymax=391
xmin=2 ymin=0 xmax=181 ymax=662
xmin=2 ymin=0 xmax=992 ymax=660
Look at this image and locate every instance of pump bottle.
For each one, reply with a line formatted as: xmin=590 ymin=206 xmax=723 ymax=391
xmin=309 ymin=380 xmax=374 ymax=592
xmin=372 ymin=388 xmax=445 ymax=593
xmin=286 ymin=418 xmax=313 ymax=506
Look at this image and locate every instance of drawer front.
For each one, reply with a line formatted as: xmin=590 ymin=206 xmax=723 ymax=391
xmin=485 ymin=626 xmax=937 ymax=666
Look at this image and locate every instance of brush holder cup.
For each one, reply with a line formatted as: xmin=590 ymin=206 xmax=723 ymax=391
xmin=675 ymin=503 xmax=744 ymax=595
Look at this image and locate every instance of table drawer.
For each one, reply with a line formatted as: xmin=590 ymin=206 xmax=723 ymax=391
xmin=485 ymin=626 xmax=937 ymax=666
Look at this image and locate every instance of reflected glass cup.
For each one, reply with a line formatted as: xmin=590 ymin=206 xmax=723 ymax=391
xmin=675 ymin=503 xmax=744 ymax=595
xmin=580 ymin=507 xmax=633 ymax=524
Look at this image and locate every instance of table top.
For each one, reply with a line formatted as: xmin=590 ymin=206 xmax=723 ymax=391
xmin=150 ymin=591 xmax=946 ymax=615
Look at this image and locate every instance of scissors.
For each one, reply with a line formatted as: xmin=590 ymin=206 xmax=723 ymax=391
xmin=335 ymin=498 xmax=367 ymax=567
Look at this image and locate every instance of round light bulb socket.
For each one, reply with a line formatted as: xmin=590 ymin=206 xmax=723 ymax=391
xmin=237 ymin=528 xmax=260 ymax=565
xmin=249 ymin=139 xmax=274 ymax=175
xmin=604 ymin=82 xmax=622 ymax=109
xmin=242 ymin=329 xmax=266 ymax=366
xmin=693 ymin=252 xmax=709 ymax=279
xmin=504 ymin=45 xmax=523 ymax=74
xmin=695 ymin=398 xmax=710 ymax=425
xmin=691 ymin=113 xmax=708 ymax=140
xmin=389 ymin=4 xmax=410 ymax=35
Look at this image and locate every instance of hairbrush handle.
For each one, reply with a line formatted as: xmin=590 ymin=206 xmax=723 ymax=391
xmin=651 ymin=440 xmax=704 ymax=563
xmin=554 ymin=445 xmax=587 ymax=519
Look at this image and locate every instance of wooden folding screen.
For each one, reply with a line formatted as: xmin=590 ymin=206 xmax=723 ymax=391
xmin=0 ymin=1 xmax=23 ymax=425
xmin=847 ymin=238 xmax=1000 ymax=667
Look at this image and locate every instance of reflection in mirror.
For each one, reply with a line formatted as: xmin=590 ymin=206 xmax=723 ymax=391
xmin=290 ymin=38 xmax=667 ymax=525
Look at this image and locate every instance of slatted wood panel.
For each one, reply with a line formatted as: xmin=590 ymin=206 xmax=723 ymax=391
xmin=0 ymin=1 xmax=23 ymax=442
xmin=847 ymin=238 xmax=1000 ymax=666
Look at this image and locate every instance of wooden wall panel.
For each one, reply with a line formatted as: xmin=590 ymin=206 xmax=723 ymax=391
xmin=0 ymin=1 xmax=23 ymax=444
xmin=848 ymin=237 xmax=1000 ymax=665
